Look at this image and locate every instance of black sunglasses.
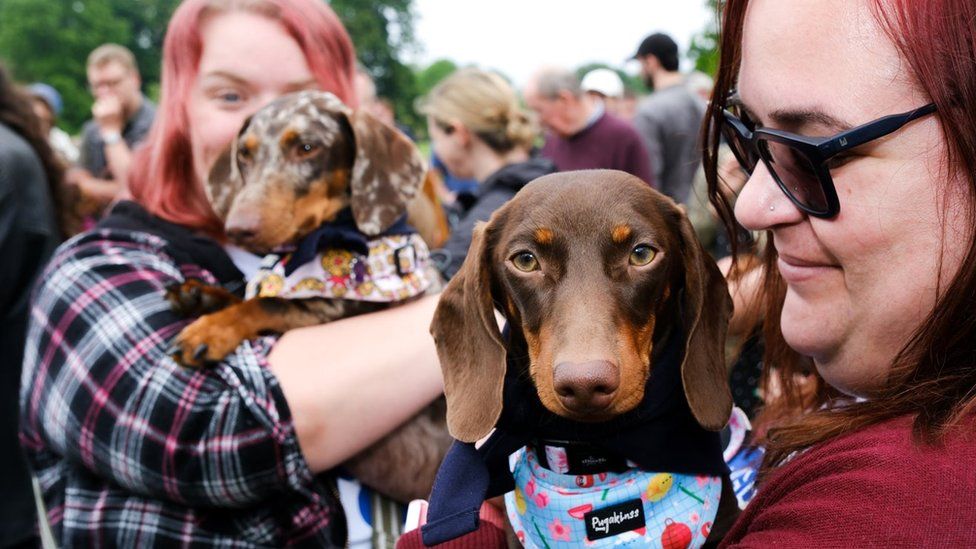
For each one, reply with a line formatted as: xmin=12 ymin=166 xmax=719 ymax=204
xmin=720 ymin=96 xmax=937 ymax=218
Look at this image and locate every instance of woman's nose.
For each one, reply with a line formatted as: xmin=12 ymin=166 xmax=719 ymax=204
xmin=734 ymin=162 xmax=803 ymax=230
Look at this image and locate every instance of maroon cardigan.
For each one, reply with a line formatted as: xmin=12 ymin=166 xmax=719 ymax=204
xmin=722 ymin=414 xmax=976 ymax=547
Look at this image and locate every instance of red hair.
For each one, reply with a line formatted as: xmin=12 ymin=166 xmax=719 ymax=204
xmin=703 ymin=0 xmax=976 ymax=473
xmin=128 ymin=0 xmax=357 ymax=237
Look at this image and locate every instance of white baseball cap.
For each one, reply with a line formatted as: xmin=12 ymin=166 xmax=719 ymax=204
xmin=581 ymin=68 xmax=624 ymax=98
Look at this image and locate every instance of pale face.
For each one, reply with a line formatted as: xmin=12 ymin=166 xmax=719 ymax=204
xmin=427 ymin=117 xmax=474 ymax=180
xmin=734 ymin=0 xmax=969 ymax=395
xmin=186 ymin=11 xmax=319 ymax=190
xmin=88 ymin=60 xmax=142 ymax=113
xmin=523 ymin=81 xmax=569 ymax=137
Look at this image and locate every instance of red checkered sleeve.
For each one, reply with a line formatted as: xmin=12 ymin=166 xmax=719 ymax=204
xmin=19 ymin=229 xmax=339 ymax=545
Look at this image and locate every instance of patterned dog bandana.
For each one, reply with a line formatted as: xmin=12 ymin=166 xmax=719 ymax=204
xmin=245 ymin=233 xmax=432 ymax=302
xmin=505 ymin=447 xmax=721 ymax=548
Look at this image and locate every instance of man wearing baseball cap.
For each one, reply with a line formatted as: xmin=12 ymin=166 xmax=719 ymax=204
xmin=632 ymin=32 xmax=706 ymax=205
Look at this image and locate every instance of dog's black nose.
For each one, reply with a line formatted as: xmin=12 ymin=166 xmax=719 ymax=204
xmin=225 ymin=226 xmax=258 ymax=244
xmin=553 ymin=360 xmax=619 ymax=414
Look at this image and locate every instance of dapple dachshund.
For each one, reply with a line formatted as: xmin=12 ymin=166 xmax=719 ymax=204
xmin=167 ymin=90 xmax=451 ymax=503
xmin=424 ymin=170 xmax=738 ymax=547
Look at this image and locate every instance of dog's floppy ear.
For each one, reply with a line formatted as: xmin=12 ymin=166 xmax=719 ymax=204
xmin=677 ymin=209 xmax=734 ymax=431
xmin=347 ymin=110 xmax=426 ymax=235
xmin=430 ymin=221 xmax=507 ymax=443
xmin=205 ymin=116 xmax=251 ymax=221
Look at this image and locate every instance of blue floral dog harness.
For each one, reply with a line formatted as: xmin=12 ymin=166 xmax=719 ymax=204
xmin=505 ymin=445 xmax=721 ymax=548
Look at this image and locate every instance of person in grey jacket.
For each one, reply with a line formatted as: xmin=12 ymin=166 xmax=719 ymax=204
xmin=0 ymin=64 xmax=62 ymax=549
xmin=418 ymin=68 xmax=556 ymax=280
xmin=632 ymin=33 xmax=706 ymax=205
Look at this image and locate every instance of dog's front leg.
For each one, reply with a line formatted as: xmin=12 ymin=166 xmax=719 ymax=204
xmin=171 ymin=297 xmax=385 ymax=367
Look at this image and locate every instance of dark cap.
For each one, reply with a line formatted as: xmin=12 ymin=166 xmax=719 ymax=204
xmin=633 ymin=33 xmax=679 ymax=71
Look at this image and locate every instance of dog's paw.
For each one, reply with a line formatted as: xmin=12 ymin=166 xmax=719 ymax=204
xmin=166 ymin=279 xmax=240 ymax=317
xmin=169 ymin=312 xmax=247 ymax=368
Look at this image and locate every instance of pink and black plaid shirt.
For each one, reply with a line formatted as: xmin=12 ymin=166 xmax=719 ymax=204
xmin=19 ymin=202 xmax=346 ymax=547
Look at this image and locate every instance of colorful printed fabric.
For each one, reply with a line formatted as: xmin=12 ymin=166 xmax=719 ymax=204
xmin=19 ymin=216 xmax=345 ymax=547
xmin=505 ymin=447 xmax=721 ymax=548
xmin=247 ymin=233 xmax=432 ymax=302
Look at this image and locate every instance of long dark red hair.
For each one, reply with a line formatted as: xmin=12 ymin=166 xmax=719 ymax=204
xmin=703 ymin=0 xmax=976 ymax=472
xmin=127 ymin=0 xmax=357 ymax=237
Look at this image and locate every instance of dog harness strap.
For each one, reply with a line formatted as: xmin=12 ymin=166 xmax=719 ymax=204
xmin=531 ymin=440 xmax=630 ymax=475
xmin=505 ymin=447 xmax=722 ymax=548
xmin=245 ymin=233 xmax=432 ymax=302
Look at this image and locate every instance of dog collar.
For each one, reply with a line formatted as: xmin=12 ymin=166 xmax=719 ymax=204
xmin=531 ymin=439 xmax=630 ymax=476
xmin=245 ymin=233 xmax=432 ymax=302
xmin=505 ymin=447 xmax=721 ymax=548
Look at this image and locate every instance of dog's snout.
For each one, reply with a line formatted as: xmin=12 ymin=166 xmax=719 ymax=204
xmin=553 ymin=360 xmax=619 ymax=414
xmin=225 ymin=211 xmax=262 ymax=245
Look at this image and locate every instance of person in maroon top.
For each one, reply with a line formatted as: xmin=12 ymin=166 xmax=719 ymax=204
xmin=523 ymin=66 xmax=654 ymax=187
xmin=704 ymin=0 xmax=976 ymax=545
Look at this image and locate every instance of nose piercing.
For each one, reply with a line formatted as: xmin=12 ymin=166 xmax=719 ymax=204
xmin=769 ymin=205 xmax=775 ymax=211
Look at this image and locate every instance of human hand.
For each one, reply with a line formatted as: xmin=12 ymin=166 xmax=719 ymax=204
xmin=92 ymin=95 xmax=125 ymax=134
xmin=65 ymin=167 xmax=92 ymax=188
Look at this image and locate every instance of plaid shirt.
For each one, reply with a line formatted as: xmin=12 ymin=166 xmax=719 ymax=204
xmin=20 ymin=204 xmax=346 ymax=547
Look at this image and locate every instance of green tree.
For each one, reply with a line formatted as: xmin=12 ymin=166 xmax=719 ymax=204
xmin=0 ymin=0 xmax=420 ymax=134
xmin=687 ymin=0 xmax=722 ymax=77
xmin=331 ymin=0 xmax=422 ymax=133
xmin=0 ymin=0 xmax=131 ymax=133
xmin=414 ymin=58 xmax=457 ymax=100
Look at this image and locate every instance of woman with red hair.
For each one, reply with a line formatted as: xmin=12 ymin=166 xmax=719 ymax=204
xmin=20 ymin=1 xmax=442 ymax=545
xmin=705 ymin=0 xmax=976 ymax=544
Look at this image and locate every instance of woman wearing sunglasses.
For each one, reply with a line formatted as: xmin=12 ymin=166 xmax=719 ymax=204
xmin=704 ymin=0 xmax=976 ymax=545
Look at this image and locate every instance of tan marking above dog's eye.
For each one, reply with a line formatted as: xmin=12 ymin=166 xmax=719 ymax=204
xmin=511 ymin=251 xmax=540 ymax=272
xmin=612 ymin=224 xmax=632 ymax=244
xmin=629 ymin=244 xmax=656 ymax=266
xmin=534 ymin=228 xmax=554 ymax=245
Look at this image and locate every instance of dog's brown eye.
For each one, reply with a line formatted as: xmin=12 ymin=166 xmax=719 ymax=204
xmin=237 ymin=147 xmax=252 ymax=163
xmin=511 ymin=251 xmax=539 ymax=272
xmin=295 ymin=142 xmax=320 ymax=158
xmin=629 ymin=244 xmax=656 ymax=266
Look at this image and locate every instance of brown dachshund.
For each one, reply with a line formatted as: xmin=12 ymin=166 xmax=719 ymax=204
xmin=167 ymin=90 xmax=451 ymax=503
xmin=428 ymin=170 xmax=738 ymax=546
xmin=171 ymin=90 xmax=439 ymax=365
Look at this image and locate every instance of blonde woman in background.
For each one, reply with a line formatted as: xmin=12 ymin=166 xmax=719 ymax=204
xmin=419 ymin=68 xmax=556 ymax=279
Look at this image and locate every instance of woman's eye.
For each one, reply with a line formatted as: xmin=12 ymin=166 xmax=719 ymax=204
xmin=629 ymin=244 xmax=656 ymax=266
xmin=511 ymin=251 xmax=539 ymax=272
xmin=219 ymin=91 xmax=243 ymax=103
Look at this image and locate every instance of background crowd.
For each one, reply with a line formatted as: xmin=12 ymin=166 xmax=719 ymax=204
xmin=2 ymin=0 xmax=974 ymax=547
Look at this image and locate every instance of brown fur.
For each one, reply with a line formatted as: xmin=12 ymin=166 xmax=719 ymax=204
xmin=167 ymin=90 xmax=450 ymax=503
xmin=430 ymin=170 xmax=738 ymax=544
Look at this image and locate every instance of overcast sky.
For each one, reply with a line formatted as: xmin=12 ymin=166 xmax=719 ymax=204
xmin=408 ymin=0 xmax=715 ymax=86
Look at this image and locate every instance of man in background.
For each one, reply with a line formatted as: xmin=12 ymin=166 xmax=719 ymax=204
xmin=69 ymin=43 xmax=156 ymax=208
xmin=632 ymin=32 xmax=705 ymax=205
xmin=523 ymin=66 xmax=652 ymax=186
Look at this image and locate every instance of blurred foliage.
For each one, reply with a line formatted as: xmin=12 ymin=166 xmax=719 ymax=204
xmin=331 ymin=0 xmax=423 ymax=133
xmin=688 ymin=0 xmax=722 ymax=77
xmin=414 ymin=58 xmax=457 ymax=101
xmin=0 ymin=0 xmax=423 ymax=135
xmin=0 ymin=0 xmax=179 ymax=133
